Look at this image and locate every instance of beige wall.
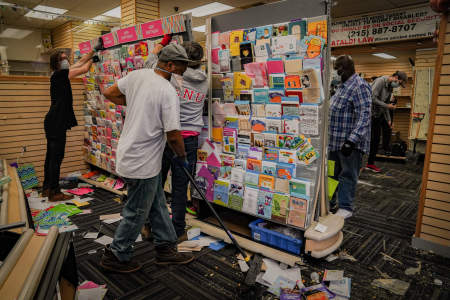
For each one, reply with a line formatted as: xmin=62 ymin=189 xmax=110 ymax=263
xmin=0 ymin=27 xmax=49 ymax=63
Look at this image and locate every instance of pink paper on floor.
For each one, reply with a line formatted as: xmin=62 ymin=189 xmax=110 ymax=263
xmin=67 ymin=187 xmax=94 ymax=196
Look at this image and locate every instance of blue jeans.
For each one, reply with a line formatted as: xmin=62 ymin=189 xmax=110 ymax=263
xmin=161 ymin=136 xmax=198 ymax=237
xmin=329 ymin=150 xmax=363 ymax=211
xmin=111 ymin=173 xmax=177 ymax=262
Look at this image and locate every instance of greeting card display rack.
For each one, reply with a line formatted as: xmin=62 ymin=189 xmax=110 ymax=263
xmin=193 ymin=0 xmax=331 ymax=233
xmin=79 ymin=13 xmax=193 ymax=195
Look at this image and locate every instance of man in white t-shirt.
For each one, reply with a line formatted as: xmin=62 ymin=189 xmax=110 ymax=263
xmin=99 ymin=44 xmax=194 ymax=273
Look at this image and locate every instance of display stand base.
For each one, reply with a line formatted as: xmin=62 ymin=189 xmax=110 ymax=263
xmin=304 ymin=214 xmax=344 ymax=241
xmin=186 ymin=217 xmax=302 ymax=266
xmin=305 ymin=231 xmax=343 ymax=258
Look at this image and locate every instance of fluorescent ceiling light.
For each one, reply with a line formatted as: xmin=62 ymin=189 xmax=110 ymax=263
xmin=0 ymin=28 xmax=32 ymax=39
xmin=183 ymin=2 xmax=234 ymax=17
xmin=193 ymin=25 xmax=206 ymax=32
xmin=372 ymin=52 xmax=396 ymax=59
xmin=102 ymin=6 xmax=121 ymax=18
xmin=25 ymin=5 xmax=67 ymax=20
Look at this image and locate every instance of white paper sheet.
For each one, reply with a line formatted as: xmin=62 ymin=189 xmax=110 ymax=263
xmin=94 ymin=235 xmax=113 ymax=245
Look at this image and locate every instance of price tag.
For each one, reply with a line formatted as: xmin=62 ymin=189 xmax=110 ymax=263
xmin=314 ymin=223 xmax=328 ymax=233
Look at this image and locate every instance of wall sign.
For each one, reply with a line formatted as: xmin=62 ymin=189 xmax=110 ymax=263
xmin=116 ymin=26 xmax=138 ymax=44
xmin=79 ymin=41 xmax=92 ymax=54
xmin=141 ymin=20 xmax=164 ymax=39
xmin=102 ymin=32 xmax=116 ymax=48
xmin=331 ymin=6 xmax=440 ymax=47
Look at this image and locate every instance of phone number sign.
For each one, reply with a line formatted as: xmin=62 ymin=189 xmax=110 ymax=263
xmin=331 ymin=6 xmax=440 ymax=47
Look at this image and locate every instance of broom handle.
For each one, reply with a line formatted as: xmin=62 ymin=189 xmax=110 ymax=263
xmin=175 ymin=159 xmax=249 ymax=261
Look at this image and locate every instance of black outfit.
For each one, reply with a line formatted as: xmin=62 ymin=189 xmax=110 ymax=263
xmin=367 ymin=116 xmax=391 ymax=164
xmin=43 ymin=69 xmax=77 ymax=191
xmin=160 ymin=136 xmax=198 ymax=237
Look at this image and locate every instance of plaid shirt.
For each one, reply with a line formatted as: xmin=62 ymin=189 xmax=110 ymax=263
xmin=329 ymin=73 xmax=372 ymax=154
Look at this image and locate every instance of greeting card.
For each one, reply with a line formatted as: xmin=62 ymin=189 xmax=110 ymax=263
xmin=219 ymin=153 xmax=235 ymax=179
xmin=271 ymin=35 xmax=298 ymax=55
xmin=277 ymin=134 xmax=304 ymax=149
xmin=299 ymin=104 xmax=319 ymax=135
xmin=275 ymin=177 xmax=290 ymax=194
xmin=251 ymin=118 xmax=266 ymax=132
xmin=230 ymin=168 xmax=245 ymax=184
xmin=235 ymin=101 xmax=251 ymax=115
xmin=244 ymin=62 xmax=268 ymax=87
xmin=224 ymin=117 xmax=239 ymax=129
xmin=223 ymin=103 xmax=238 ymax=115
xmin=302 ymin=88 xmax=321 ymax=103
xmin=281 ymin=97 xmax=300 ymax=116
xmin=212 ymin=31 xmax=220 ymax=48
xmin=245 ymin=171 xmax=260 ymax=187
xmin=273 ymin=23 xmax=289 ymax=36
xmin=234 ymin=159 xmax=246 ymax=170
xmin=269 ymin=89 xmax=285 ymax=103
xmin=211 ymin=48 xmax=220 ymax=73
xmin=285 ymin=90 xmax=303 ymax=103
xmin=223 ymin=127 xmax=237 ymax=154
xmin=276 ymin=162 xmax=296 ymax=180
xmin=284 ymin=75 xmax=301 ymax=89
xmin=238 ymin=117 xmax=252 ymax=132
xmin=231 ymin=56 xmax=242 ymax=71
xmin=255 ymin=39 xmax=271 ymax=57
xmin=197 ymin=149 xmax=208 ymax=162
xmin=197 ymin=165 xmax=215 ymax=201
xmin=236 ymin=143 xmax=250 ymax=159
xmin=229 ymin=182 xmax=244 ymax=211
xmin=213 ymin=179 xmax=230 ymax=207
xmin=307 ymin=17 xmax=327 ymax=41
xmin=271 ymin=193 xmax=289 ymax=223
xmin=263 ymin=147 xmax=279 ymax=162
xmin=219 ymin=49 xmax=231 ymax=73
xmin=259 ymin=174 xmax=275 ymax=191
xmin=266 ymin=118 xmax=282 ymax=133
xmin=283 ymin=116 xmax=300 ymax=135
xmin=256 ymin=25 xmax=273 ymax=39
xmin=288 ymin=20 xmax=307 ymax=40
xmin=267 ymin=58 xmax=284 ymax=74
xmin=219 ymin=31 xmax=230 ymax=49
xmin=253 ymin=88 xmax=269 ymax=104
xmin=262 ymin=161 xmax=277 ymax=176
xmin=251 ymin=133 xmax=265 ymax=147
xmin=243 ymin=186 xmax=259 ymax=214
xmin=257 ymin=189 xmax=273 ymax=218
xmin=289 ymin=178 xmax=311 ymax=199
xmin=266 ymin=104 xmax=282 ymax=118
xmin=287 ymin=196 xmax=308 ymax=228
xmin=279 ymin=149 xmax=297 ymax=164
xmin=263 ymin=133 xmax=277 ymax=148
xmin=251 ymin=104 xmax=266 ymax=117
xmin=229 ymin=30 xmax=244 ymax=56
xmin=269 ymin=74 xmax=285 ymax=89
xmin=244 ymin=28 xmax=257 ymax=42
xmin=247 ymin=158 xmax=262 ymax=173
xmin=240 ymin=42 xmax=254 ymax=65
xmin=238 ymin=132 xmax=251 ymax=144
xmin=248 ymin=146 xmax=263 ymax=160
xmin=239 ymin=90 xmax=253 ymax=101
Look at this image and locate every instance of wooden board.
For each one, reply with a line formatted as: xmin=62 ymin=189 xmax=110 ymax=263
xmin=425 ymin=198 xmax=450 ymax=211
xmin=7 ymin=165 xmax=23 ymax=234
xmin=0 ymin=235 xmax=45 ymax=299
xmin=0 ymin=77 xmax=88 ymax=184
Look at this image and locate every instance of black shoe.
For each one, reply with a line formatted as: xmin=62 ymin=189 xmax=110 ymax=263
xmin=99 ymin=246 xmax=142 ymax=273
xmin=155 ymin=244 xmax=194 ymax=265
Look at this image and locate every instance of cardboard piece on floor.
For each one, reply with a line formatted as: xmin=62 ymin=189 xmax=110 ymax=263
xmin=187 ymin=227 xmax=201 ymax=240
xmin=94 ymin=235 xmax=113 ymax=245
xmin=323 ymin=269 xmax=344 ymax=281
xmin=99 ymin=213 xmax=120 ymax=220
xmin=84 ymin=232 xmax=99 ymax=239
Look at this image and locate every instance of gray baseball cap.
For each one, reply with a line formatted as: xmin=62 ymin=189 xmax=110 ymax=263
xmin=394 ymin=71 xmax=408 ymax=87
xmin=158 ymin=44 xmax=192 ymax=63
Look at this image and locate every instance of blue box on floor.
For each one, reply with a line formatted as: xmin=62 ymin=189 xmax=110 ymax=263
xmin=249 ymin=219 xmax=302 ymax=255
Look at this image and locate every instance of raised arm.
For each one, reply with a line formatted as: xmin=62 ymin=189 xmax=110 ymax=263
xmin=72 ymin=50 xmax=94 ymax=68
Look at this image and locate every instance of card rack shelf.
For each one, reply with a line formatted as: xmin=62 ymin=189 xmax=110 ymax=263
xmin=196 ymin=0 xmax=331 ymax=232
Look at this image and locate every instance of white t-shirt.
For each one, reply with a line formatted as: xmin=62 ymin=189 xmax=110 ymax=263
xmin=116 ymin=69 xmax=180 ymax=179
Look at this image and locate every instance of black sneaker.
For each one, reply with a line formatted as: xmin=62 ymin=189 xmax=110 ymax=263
xmin=99 ymin=246 xmax=142 ymax=273
xmin=155 ymin=244 xmax=194 ymax=265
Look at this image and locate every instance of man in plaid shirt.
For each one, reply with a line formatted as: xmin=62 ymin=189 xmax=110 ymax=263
xmin=329 ymin=55 xmax=372 ymax=219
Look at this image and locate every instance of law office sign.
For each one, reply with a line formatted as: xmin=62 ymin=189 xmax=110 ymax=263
xmin=331 ymin=6 xmax=440 ymax=47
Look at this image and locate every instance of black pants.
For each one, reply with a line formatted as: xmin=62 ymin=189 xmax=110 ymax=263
xmin=160 ymin=136 xmax=198 ymax=237
xmin=368 ymin=115 xmax=391 ymax=165
xmin=43 ymin=132 xmax=66 ymax=191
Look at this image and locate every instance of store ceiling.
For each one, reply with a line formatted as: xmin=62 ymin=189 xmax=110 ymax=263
xmin=0 ymin=0 xmax=430 ymax=37
xmin=0 ymin=0 xmax=120 ymax=30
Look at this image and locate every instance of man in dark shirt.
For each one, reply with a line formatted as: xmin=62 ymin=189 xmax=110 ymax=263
xmin=43 ymin=41 xmax=102 ymax=201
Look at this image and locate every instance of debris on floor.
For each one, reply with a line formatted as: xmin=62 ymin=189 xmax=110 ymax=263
xmin=405 ymin=261 xmax=421 ymax=276
xmin=371 ymin=278 xmax=410 ymax=296
xmin=76 ymin=281 xmax=107 ymax=300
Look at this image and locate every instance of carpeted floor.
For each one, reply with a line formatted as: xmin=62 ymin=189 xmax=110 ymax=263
xmin=70 ymin=160 xmax=449 ymax=299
